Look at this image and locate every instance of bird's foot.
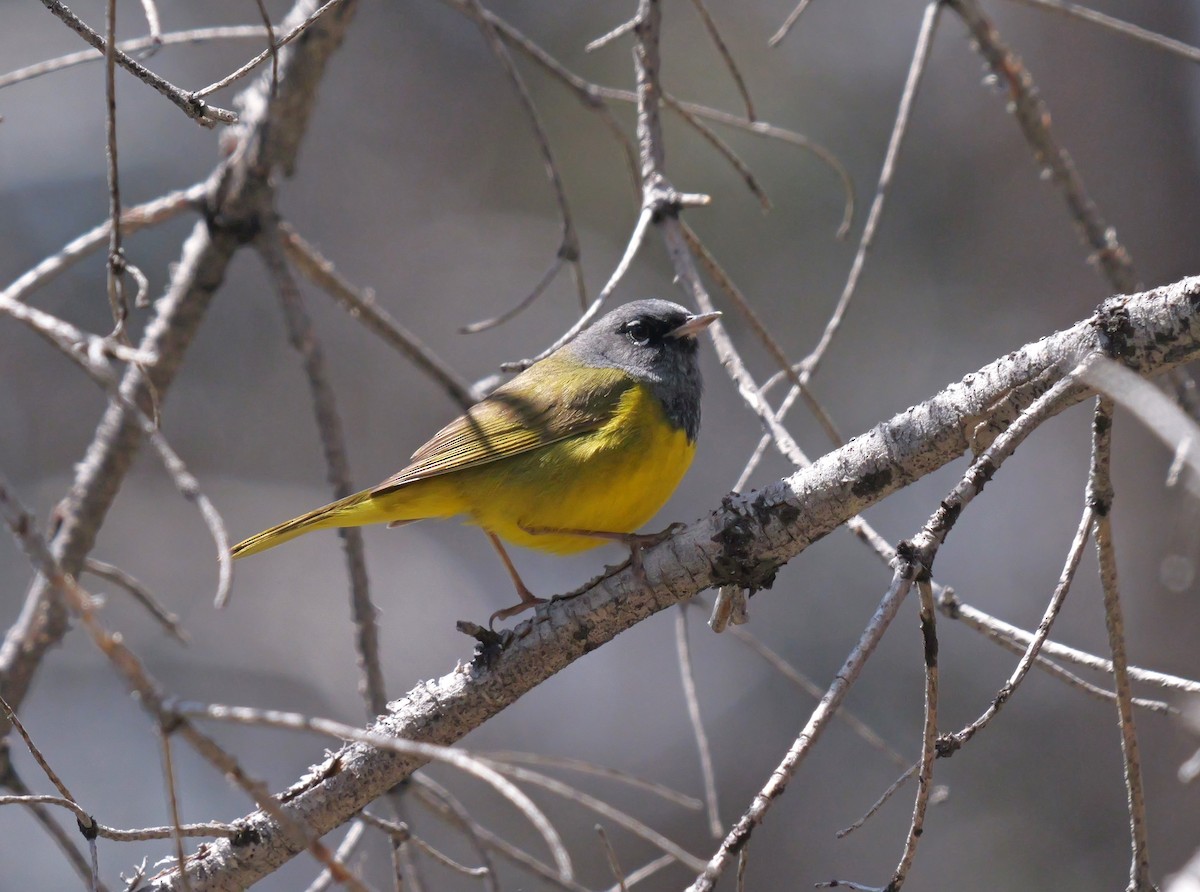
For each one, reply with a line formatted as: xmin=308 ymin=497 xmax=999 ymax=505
xmin=520 ymin=521 xmax=687 ymax=588
xmin=488 ymin=586 xmax=546 ymax=630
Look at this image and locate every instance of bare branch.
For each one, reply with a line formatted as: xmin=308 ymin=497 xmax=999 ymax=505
xmin=257 ymin=226 xmax=383 ymax=713
xmin=130 ymin=277 xmax=1200 ymax=890
xmin=280 ymin=224 xmax=479 ymax=409
xmin=0 ymin=27 xmax=270 ymax=90
xmin=1089 ymin=399 xmax=1155 ymax=891
xmin=0 ymin=0 xmax=363 ymax=741
xmin=675 ymin=604 xmax=722 ymax=837
xmin=947 ymin=0 xmax=1137 ymax=292
xmin=768 ymin=0 xmax=815 ymax=48
xmin=36 ymin=0 xmax=236 ymax=125
xmin=686 ymin=0 xmax=756 ymax=120
xmin=689 ymin=573 xmax=915 ymax=891
xmin=81 ymin=559 xmax=188 ymax=643
xmin=193 ymin=0 xmax=349 ymax=99
xmin=1007 ymin=0 xmax=1200 ymax=66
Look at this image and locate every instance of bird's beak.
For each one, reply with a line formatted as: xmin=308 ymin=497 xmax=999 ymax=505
xmin=667 ymin=311 xmax=721 ymax=339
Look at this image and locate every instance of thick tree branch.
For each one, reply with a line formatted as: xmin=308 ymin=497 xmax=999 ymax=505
xmin=151 ymin=277 xmax=1200 ymax=890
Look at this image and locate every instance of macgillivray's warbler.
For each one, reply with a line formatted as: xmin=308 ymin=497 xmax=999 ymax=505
xmin=230 ymin=299 xmax=719 ymax=625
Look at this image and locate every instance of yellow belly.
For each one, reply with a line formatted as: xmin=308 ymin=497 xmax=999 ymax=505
xmin=444 ymin=384 xmax=696 ymax=554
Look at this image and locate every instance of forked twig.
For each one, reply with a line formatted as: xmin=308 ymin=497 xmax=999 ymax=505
xmin=0 ymin=484 xmax=365 ymax=890
xmin=37 ymin=0 xmax=236 ymax=125
xmin=192 ymin=0 xmax=349 ymax=99
xmin=170 ymin=701 xmax=574 ymax=882
xmin=939 ymin=508 xmax=1094 ymax=754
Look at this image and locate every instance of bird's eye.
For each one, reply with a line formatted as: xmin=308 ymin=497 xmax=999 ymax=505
xmin=624 ymin=320 xmax=651 ymax=346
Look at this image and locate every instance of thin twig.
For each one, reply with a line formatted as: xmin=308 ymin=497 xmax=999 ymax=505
xmin=938 ymin=508 xmax=1094 ymax=754
xmin=586 ymin=16 xmax=639 ymax=52
xmin=251 ymin=0 xmax=279 ymax=95
xmin=82 ymin=559 xmax=188 ymax=643
xmin=502 ymin=206 xmax=656 ymax=372
xmin=969 ymin=627 xmax=1176 ymax=715
xmin=258 ymin=226 xmax=383 ymax=712
xmin=103 ymin=0 xmax=128 ymax=337
xmin=304 ymin=822 xmax=366 ymax=892
xmin=0 ymin=484 xmax=368 ymax=889
xmin=159 ymin=730 xmax=193 ymax=892
xmin=688 ymin=574 xmax=915 ymax=891
xmin=596 ymin=825 xmax=628 ymax=892
xmin=1007 ymin=0 xmax=1200 ymax=66
xmin=0 ymin=794 xmax=237 ymax=841
xmin=675 ymin=604 xmax=723 ymax=837
xmin=360 ymin=812 xmax=490 ymax=878
xmin=479 ymin=757 xmax=705 ymax=872
xmin=947 ymin=0 xmax=1137 ymax=292
xmin=464 ymin=0 xmax=587 ymax=323
xmin=604 ymin=855 xmax=676 ymax=892
xmin=727 ymin=626 xmax=909 ymax=769
xmin=885 ymin=579 xmax=939 ymax=891
xmin=1089 ymin=398 xmax=1154 ymax=891
xmin=37 ymin=0 xmax=236 ymax=125
xmin=0 ymin=695 xmax=77 ymax=803
xmin=730 ymin=2 xmax=942 ymax=487
xmin=193 ymin=0 xmax=348 ymax=99
xmin=410 ymin=777 xmax=512 ymax=892
xmin=280 ymin=224 xmax=479 ymax=409
xmin=682 ymin=225 xmax=842 ymax=445
xmin=445 ymin=0 xmax=851 ymax=230
xmin=0 ymin=27 xmax=271 ymax=89
xmin=599 ymin=86 xmax=853 ymax=236
xmin=483 ymin=751 xmax=702 ymax=809
xmin=768 ymin=0 xmax=815 ymax=48
xmin=939 ymin=593 xmax=1200 ymax=694
xmin=136 ymin=0 xmax=162 ymax=43
xmin=171 ymin=701 xmax=574 ymax=882
xmin=0 ymin=766 xmax=101 ymax=891
xmin=804 ymin=1 xmax=942 ymax=380
xmin=1 ymin=184 xmax=204 ymax=304
xmin=664 ymin=97 xmax=771 ymax=210
xmin=837 ymin=763 xmax=918 ymax=838
xmin=687 ymin=0 xmax=756 ymax=120
xmin=444 ymin=0 xmax=642 ymax=193
xmin=460 ymin=254 xmax=564 ymax=333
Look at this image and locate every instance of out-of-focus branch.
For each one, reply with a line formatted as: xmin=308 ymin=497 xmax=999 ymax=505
xmin=37 ymin=0 xmax=237 ymax=125
xmin=146 ymin=278 xmax=1200 ymax=890
xmin=0 ymin=0 xmax=361 ymax=735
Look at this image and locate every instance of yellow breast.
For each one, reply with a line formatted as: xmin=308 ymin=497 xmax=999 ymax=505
xmin=453 ymin=383 xmax=696 ymax=553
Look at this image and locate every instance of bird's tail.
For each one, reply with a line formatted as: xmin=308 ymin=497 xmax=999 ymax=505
xmin=231 ymin=490 xmax=377 ymax=559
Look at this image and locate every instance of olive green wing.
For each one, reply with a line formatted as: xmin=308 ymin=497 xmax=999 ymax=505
xmin=372 ymin=360 xmax=631 ymax=494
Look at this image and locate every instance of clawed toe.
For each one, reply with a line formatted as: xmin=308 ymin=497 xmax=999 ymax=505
xmin=489 ymin=596 xmax=547 ymax=629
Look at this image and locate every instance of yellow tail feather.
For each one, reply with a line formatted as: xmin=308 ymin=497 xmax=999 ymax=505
xmin=231 ymin=474 xmax=469 ymax=559
xmin=230 ymin=491 xmax=373 ymax=559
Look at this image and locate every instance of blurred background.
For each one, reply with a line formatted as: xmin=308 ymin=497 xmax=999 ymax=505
xmin=1 ymin=0 xmax=1199 ymax=888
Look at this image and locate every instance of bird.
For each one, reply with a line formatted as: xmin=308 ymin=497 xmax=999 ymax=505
xmin=230 ymin=299 xmax=719 ymax=625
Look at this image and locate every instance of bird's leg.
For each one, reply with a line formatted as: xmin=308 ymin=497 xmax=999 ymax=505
xmin=519 ymin=522 xmax=687 ymax=586
xmin=486 ymin=531 xmax=546 ymax=628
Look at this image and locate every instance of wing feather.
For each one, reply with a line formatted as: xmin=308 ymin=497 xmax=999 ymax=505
xmin=372 ymin=360 xmax=630 ymax=495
